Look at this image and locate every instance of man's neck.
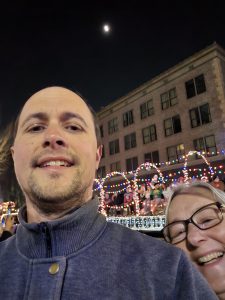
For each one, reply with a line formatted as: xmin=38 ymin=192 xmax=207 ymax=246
xmin=25 ymin=200 xmax=83 ymax=223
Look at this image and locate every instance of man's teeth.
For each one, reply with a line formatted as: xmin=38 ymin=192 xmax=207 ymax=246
xmin=41 ymin=160 xmax=71 ymax=167
xmin=198 ymin=252 xmax=224 ymax=264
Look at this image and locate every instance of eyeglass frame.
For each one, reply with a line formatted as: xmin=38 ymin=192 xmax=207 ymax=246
xmin=162 ymin=201 xmax=224 ymax=244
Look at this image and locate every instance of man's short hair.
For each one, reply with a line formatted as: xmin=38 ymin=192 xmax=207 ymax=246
xmin=12 ymin=88 xmax=102 ymax=147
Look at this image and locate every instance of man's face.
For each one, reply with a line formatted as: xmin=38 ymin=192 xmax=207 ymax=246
xmin=11 ymin=87 xmax=102 ymax=214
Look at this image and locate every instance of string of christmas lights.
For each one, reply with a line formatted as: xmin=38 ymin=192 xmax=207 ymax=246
xmin=183 ymin=150 xmax=214 ymax=181
xmin=133 ymin=162 xmax=165 ymax=216
xmin=95 ymin=151 xmax=224 ymax=216
xmin=99 ymin=171 xmax=131 ymax=216
xmin=100 ymin=150 xmax=225 ymax=177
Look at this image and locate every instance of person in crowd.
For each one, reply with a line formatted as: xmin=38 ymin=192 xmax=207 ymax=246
xmin=0 ymin=86 xmax=217 ymax=299
xmin=210 ymin=174 xmax=225 ymax=191
xmin=176 ymin=176 xmax=185 ymax=185
xmin=109 ymin=191 xmax=118 ymax=216
xmin=0 ymin=215 xmax=14 ymax=242
xmin=123 ymin=187 xmax=132 ymax=215
xmin=161 ymin=180 xmax=174 ymax=201
xmin=123 ymin=186 xmax=135 ymax=216
xmin=113 ymin=191 xmax=124 ymax=216
xmin=150 ymin=174 xmax=159 ymax=186
xmin=150 ymin=182 xmax=165 ymax=215
xmin=143 ymin=184 xmax=152 ymax=215
xmin=201 ymin=175 xmax=209 ymax=183
xmin=163 ymin=181 xmax=225 ymax=299
xmin=139 ymin=184 xmax=151 ymax=215
xmin=104 ymin=192 xmax=112 ymax=216
xmin=138 ymin=183 xmax=146 ymax=211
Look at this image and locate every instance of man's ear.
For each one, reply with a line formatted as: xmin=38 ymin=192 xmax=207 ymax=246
xmin=10 ymin=146 xmax=15 ymax=161
xmin=96 ymin=145 xmax=102 ymax=169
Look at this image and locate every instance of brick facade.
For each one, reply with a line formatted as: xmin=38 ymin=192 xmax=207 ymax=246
xmin=97 ymin=43 xmax=225 ymax=177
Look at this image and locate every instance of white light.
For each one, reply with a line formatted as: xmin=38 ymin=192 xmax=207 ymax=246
xmin=103 ymin=24 xmax=110 ymax=33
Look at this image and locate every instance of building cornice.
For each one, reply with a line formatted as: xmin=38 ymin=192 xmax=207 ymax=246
xmin=97 ymin=42 xmax=225 ymax=119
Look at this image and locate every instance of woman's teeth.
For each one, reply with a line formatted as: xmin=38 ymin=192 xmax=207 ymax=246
xmin=198 ymin=252 xmax=224 ymax=264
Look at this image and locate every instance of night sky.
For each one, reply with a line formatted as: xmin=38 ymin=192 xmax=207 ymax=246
xmin=0 ymin=0 xmax=225 ymax=126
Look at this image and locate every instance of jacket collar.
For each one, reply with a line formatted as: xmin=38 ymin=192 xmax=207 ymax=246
xmin=16 ymin=197 xmax=106 ymax=259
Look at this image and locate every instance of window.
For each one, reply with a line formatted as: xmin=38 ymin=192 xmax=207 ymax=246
xmin=167 ymin=144 xmax=185 ymax=164
xmin=110 ymin=161 xmax=121 ymax=172
xmin=189 ymin=103 xmax=211 ymax=128
xmin=144 ymin=151 xmax=159 ymax=164
xmin=123 ymin=110 xmax=134 ymax=127
xmin=185 ymin=74 xmax=206 ymax=98
xmin=164 ymin=115 xmax=181 ymax=136
xmin=109 ymin=139 xmax=120 ymax=155
xmin=126 ymin=157 xmax=138 ymax=172
xmin=100 ymin=125 xmax=104 ymax=138
xmin=97 ymin=166 xmax=106 ymax=178
xmin=108 ymin=117 xmax=118 ymax=134
xmin=161 ymin=88 xmax=177 ymax=110
xmin=193 ymin=135 xmax=217 ymax=157
xmin=142 ymin=124 xmax=157 ymax=144
xmin=124 ymin=132 xmax=136 ymax=150
xmin=195 ymin=74 xmax=206 ymax=94
xmin=101 ymin=145 xmax=105 ymax=158
xmin=140 ymin=99 xmax=154 ymax=119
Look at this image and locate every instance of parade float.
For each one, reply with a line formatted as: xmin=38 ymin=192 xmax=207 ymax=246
xmin=94 ymin=150 xmax=222 ymax=233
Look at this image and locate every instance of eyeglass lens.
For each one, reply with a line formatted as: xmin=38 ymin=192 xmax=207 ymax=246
xmin=164 ymin=203 xmax=222 ymax=244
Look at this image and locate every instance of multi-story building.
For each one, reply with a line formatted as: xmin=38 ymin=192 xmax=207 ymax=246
xmin=97 ymin=42 xmax=225 ymax=181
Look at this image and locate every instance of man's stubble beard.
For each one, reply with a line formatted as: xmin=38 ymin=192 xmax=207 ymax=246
xmin=25 ymin=167 xmax=93 ymax=216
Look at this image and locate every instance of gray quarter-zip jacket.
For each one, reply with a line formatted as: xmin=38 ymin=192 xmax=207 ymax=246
xmin=0 ymin=197 xmax=217 ymax=299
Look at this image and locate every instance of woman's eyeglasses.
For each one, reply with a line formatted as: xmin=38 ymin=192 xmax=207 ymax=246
xmin=162 ymin=202 xmax=224 ymax=244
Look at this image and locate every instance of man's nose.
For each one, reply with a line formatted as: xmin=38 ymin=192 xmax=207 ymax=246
xmin=42 ymin=127 xmax=68 ymax=149
xmin=186 ymin=223 xmax=207 ymax=247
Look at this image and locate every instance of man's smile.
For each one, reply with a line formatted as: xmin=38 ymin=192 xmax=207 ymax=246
xmin=39 ymin=160 xmax=72 ymax=168
xmin=34 ymin=156 xmax=75 ymax=168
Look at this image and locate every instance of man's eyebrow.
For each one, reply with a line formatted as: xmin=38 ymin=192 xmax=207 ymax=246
xmin=21 ymin=112 xmax=48 ymax=128
xmin=60 ymin=112 xmax=88 ymax=127
xmin=20 ymin=111 xmax=88 ymax=128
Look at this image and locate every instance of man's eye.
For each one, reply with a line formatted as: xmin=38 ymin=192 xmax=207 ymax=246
xmin=65 ymin=125 xmax=81 ymax=131
xmin=28 ymin=125 xmax=45 ymax=132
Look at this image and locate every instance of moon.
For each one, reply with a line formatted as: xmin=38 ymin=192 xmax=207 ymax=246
xmin=103 ymin=24 xmax=111 ymax=33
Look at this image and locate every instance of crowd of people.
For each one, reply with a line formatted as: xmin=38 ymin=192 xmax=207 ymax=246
xmin=103 ymin=173 xmax=225 ymax=218
xmin=104 ymin=174 xmax=167 ymax=217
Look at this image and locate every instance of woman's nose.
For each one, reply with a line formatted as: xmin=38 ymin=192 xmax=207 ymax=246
xmin=186 ymin=223 xmax=207 ymax=247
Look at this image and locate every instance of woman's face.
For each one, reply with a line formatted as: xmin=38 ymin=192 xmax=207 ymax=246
xmin=167 ymin=187 xmax=225 ymax=298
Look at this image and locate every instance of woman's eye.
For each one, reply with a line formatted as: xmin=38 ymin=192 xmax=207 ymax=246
xmin=171 ymin=229 xmax=184 ymax=239
xmin=202 ymin=218 xmax=212 ymax=223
